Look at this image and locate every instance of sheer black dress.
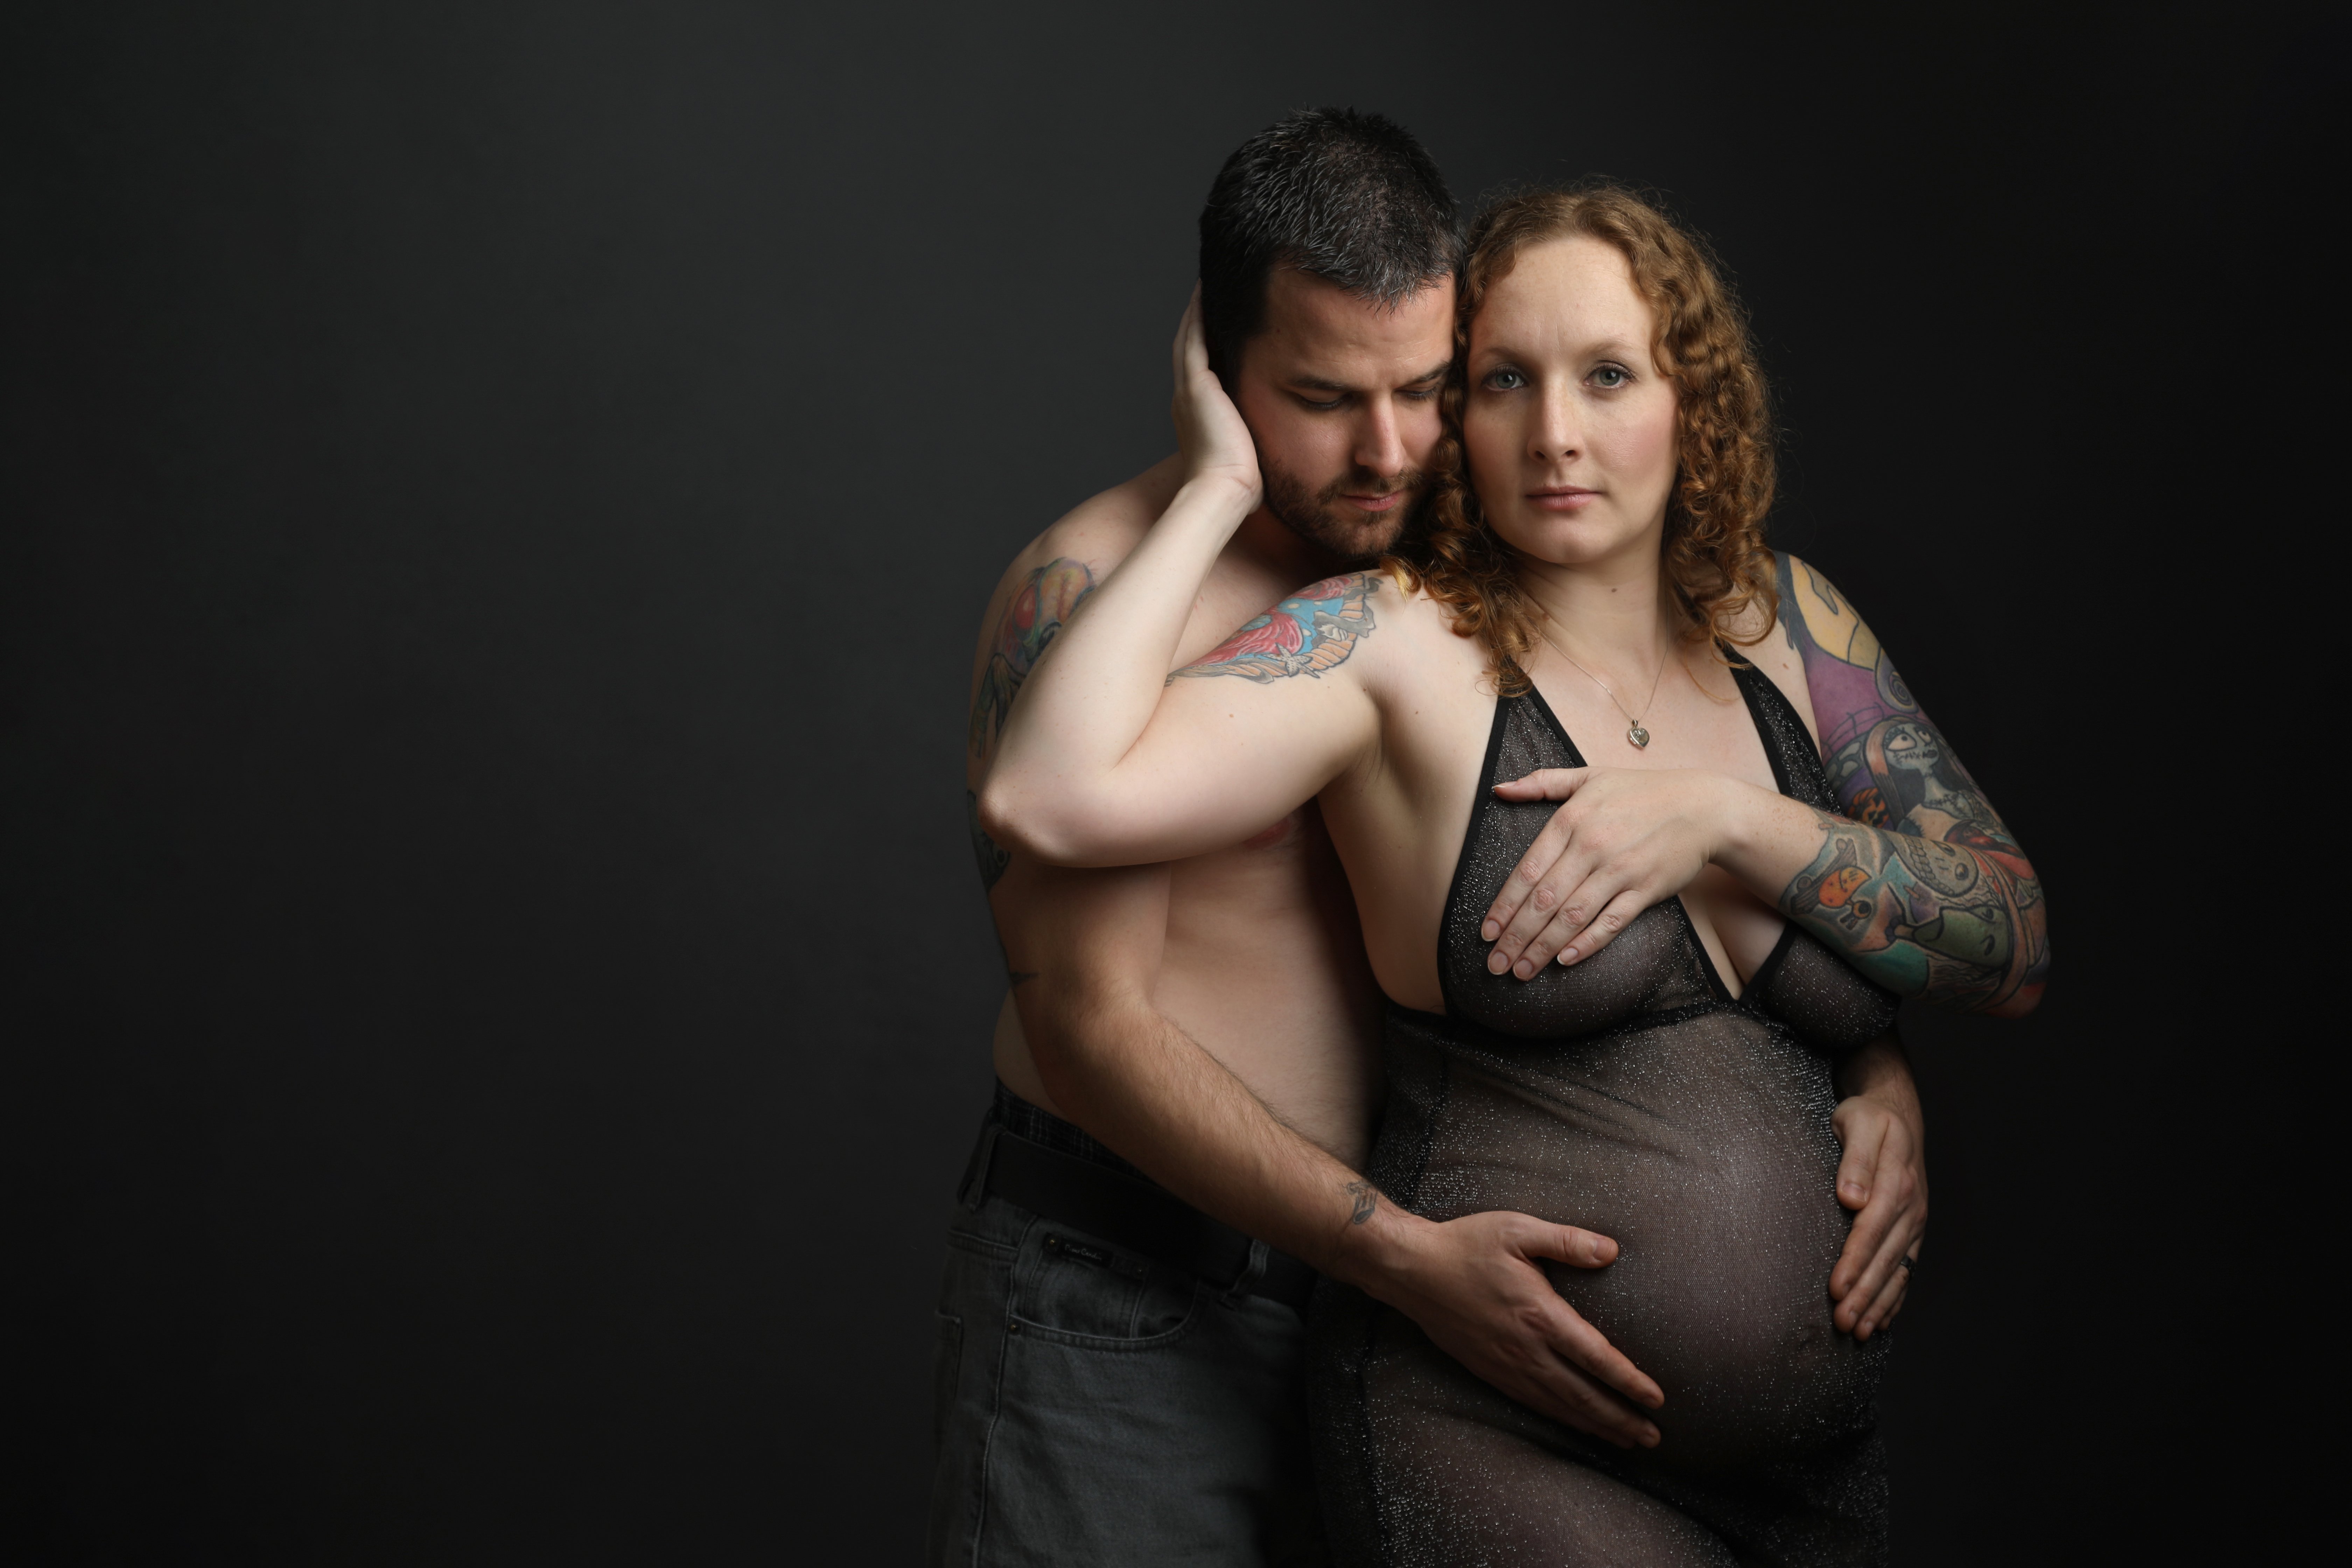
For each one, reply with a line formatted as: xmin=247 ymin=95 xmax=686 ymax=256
xmin=1309 ymin=664 xmax=1903 ymax=1567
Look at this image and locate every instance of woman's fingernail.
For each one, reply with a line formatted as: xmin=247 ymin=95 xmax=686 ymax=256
xmin=1513 ymin=960 xmax=1535 ymax=980
xmin=1481 ymin=920 xmax=1499 ymax=940
xmin=1562 ymin=947 xmax=1580 ymax=962
xmin=1488 ymin=953 xmax=1508 ymax=974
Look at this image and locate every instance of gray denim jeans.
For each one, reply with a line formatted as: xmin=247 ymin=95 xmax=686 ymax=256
xmin=925 ymin=1114 xmax=1329 ymax=1567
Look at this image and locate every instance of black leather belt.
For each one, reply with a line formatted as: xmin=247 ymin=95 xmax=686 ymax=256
xmin=979 ymin=1128 xmax=1318 ymax=1314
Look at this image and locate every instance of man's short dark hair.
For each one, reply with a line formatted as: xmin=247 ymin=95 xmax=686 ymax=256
xmin=1198 ymin=108 xmax=1461 ymax=382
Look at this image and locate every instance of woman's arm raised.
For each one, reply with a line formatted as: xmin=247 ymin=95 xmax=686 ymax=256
xmin=977 ymin=294 xmax=1386 ymax=868
xmin=1480 ymin=558 xmax=2048 ymax=1016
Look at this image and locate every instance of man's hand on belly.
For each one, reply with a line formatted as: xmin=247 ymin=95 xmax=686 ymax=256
xmin=1828 ymin=1047 xmax=1928 ymax=1339
xmin=1338 ymin=1207 xmax=1666 ymax=1448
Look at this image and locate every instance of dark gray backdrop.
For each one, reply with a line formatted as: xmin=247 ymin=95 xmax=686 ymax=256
xmin=4 ymin=4 xmax=2316 ymax=1563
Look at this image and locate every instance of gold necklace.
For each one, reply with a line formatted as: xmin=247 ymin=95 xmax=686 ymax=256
xmin=1536 ymin=624 xmax=1669 ymax=750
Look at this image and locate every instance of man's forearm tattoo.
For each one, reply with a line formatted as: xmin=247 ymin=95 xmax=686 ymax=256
xmin=967 ymin=557 xmax=1097 ymax=888
xmin=1344 ymin=1180 xmax=1378 ymax=1225
xmin=1776 ymin=555 xmax=2050 ymax=1012
xmin=1171 ymin=572 xmax=1379 ymax=684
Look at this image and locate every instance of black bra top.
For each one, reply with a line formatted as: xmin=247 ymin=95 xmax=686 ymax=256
xmin=1435 ymin=660 xmax=1900 ymax=1052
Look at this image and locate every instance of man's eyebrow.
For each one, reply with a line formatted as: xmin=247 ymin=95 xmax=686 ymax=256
xmin=1287 ymin=360 xmax=1454 ymax=394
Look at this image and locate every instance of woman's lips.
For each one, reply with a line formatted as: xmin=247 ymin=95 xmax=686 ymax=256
xmin=1527 ymin=486 xmax=1597 ymax=512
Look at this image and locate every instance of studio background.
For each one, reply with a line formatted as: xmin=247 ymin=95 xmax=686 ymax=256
xmin=4 ymin=4 xmax=2316 ymax=1563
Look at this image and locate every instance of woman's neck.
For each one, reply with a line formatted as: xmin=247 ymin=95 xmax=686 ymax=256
xmin=1514 ymin=537 xmax=1678 ymax=671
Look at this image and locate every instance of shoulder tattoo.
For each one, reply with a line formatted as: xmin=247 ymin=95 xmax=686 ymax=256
xmin=1170 ymin=572 xmax=1381 ymax=685
xmin=970 ymin=557 xmax=1096 ymax=763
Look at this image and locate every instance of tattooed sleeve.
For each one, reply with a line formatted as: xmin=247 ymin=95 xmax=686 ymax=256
xmin=1776 ymin=555 xmax=2049 ymax=1013
xmin=967 ymin=556 xmax=1097 ymax=889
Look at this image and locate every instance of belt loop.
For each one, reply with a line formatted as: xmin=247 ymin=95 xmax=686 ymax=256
xmin=1220 ymin=1238 xmax=1270 ymax=1307
xmin=960 ymin=1123 xmax=1002 ymax=1212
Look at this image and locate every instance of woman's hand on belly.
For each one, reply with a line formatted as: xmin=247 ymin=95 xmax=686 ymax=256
xmin=1348 ymin=1207 xmax=1666 ymax=1448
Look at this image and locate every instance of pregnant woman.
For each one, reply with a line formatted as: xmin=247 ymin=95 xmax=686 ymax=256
xmin=981 ymin=186 xmax=2047 ymax=1563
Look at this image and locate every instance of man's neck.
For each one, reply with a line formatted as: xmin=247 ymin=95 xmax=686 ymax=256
xmin=1224 ymin=506 xmax=1342 ymax=593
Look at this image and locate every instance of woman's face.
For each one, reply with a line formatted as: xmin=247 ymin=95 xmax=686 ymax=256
xmin=1461 ymin=236 xmax=1680 ymax=569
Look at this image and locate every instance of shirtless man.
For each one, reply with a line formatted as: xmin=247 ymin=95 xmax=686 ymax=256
xmin=927 ymin=109 xmax=1928 ymax=1567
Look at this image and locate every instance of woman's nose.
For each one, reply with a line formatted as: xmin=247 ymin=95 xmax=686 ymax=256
xmin=1530 ymin=390 xmax=1579 ymax=463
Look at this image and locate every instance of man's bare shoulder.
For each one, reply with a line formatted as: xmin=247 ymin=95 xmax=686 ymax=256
xmin=989 ymin=455 xmax=1184 ymax=602
xmin=966 ymin=457 xmax=1184 ymax=778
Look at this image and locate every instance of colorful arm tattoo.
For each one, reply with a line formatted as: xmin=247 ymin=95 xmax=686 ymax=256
xmin=967 ymin=556 xmax=1097 ymax=889
xmin=1169 ymin=572 xmax=1380 ymax=684
xmin=970 ymin=557 xmax=1097 ymax=762
xmin=1776 ymin=554 xmax=2049 ymax=1013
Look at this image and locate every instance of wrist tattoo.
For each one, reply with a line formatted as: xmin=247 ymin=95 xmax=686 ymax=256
xmin=1344 ymin=1180 xmax=1378 ymax=1225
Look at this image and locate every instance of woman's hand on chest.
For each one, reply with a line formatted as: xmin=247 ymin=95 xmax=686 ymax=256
xmin=1478 ymin=764 xmax=1779 ymax=980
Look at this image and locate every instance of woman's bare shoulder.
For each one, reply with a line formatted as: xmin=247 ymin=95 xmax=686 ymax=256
xmin=1730 ymin=552 xmax=1816 ymax=736
xmin=1154 ymin=564 xmax=1470 ymax=699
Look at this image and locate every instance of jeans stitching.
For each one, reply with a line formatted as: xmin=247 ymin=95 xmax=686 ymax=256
xmin=1006 ymin=1280 xmax=1206 ymax=1352
xmin=944 ymin=1227 xmax=1018 ymax=1261
xmin=966 ymin=1207 xmax=1037 ymax=1567
xmin=1007 ymin=1220 xmax=1207 ymax=1351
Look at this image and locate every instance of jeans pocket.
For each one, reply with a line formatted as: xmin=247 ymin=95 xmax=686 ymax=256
xmin=931 ymin=1311 xmax=964 ymax=1451
xmin=1010 ymin=1226 xmax=1203 ymax=1348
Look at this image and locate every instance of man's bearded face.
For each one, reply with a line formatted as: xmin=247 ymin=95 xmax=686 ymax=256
xmin=1258 ymin=452 xmax=1431 ymax=562
xmin=1228 ymin=269 xmax=1457 ymax=564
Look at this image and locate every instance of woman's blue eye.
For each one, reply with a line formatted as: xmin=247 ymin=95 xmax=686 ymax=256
xmin=1483 ymin=368 xmax=1526 ymax=391
xmin=1591 ymin=365 xmax=1630 ymax=388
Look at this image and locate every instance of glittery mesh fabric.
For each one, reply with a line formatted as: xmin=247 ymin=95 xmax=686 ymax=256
xmin=1731 ymin=665 xmax=1903 ymax=1053
xmin=1308 ymin=666 xmax=1902 ymax=1566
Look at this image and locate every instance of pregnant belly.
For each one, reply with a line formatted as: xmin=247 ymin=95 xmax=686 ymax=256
xmin=1392 ymin=1014 xmax=1887 ymax=1466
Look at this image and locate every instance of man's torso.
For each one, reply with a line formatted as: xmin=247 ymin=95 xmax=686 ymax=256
xmin=970 ymin=458 xmax=1384 ymax=1164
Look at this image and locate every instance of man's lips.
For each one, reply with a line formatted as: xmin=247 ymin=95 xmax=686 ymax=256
xmin=1339 ymin=491 xmax=1405 ymax=513
xmin=1528 ymin=485 xmax=1598 ymax=512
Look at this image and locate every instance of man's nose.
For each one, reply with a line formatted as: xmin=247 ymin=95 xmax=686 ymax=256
xmin=1354 ymin=399 xmax=1409 ymax=481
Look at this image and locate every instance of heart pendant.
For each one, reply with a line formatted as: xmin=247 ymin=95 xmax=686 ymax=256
xmin=1627 ymin=724 xmax=1650 ymax=749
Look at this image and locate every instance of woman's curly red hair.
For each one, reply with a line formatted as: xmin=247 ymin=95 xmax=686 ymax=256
xmin=1386 ymin=185 xmax=1779 ymax=693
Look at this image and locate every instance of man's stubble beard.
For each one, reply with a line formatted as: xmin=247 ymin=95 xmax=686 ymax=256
xmin=1259 ymin=454 xmax=1433 ymax=565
